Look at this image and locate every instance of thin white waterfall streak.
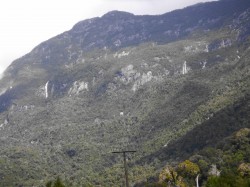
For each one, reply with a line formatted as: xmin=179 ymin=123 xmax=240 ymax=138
xmin=182 ymin=61 xmax=187 ymax=74
xmin=45 ymin=81 xmax=49 ymax=98
xmin=196 ymin=174 xmax=199 ymax=187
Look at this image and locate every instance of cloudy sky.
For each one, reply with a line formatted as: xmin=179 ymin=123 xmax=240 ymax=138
xmin=0 ymin=0 xmax=214 ymax=74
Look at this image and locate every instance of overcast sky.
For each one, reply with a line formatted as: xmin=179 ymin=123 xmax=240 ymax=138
xmin=0 ymin=0 xmax=215 ymax=74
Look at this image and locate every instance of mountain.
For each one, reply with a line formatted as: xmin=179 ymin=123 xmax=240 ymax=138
xmin=0 ymin=0 xmax=250 ymax=186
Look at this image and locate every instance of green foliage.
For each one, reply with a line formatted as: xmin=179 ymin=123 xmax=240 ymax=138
xmin=46 ymin=177 xmax=66 ymax=187
xmin=54 ymin=177 xmax=66 ymax=187
xmin=158 ymin=166 xmax=187 ymax=187
xmin=177 ymin=160 xmax=200 ymax=178
xmin=154 ymin=128 xmax=250 ymax=187
xmin=159 ymin=166 xmax=179 ymax=184
xmin=46 ymin=181 xmax=53 ymax=187
xmin=238 ymin=163 xmax=250 ymax=177
xmin=198 ymin=159 xmax=209 ymax=173
xmin=206 ymin=174 xmax=250 ymax=187
xmin=0 ymin=1 xmax=250 ymax=186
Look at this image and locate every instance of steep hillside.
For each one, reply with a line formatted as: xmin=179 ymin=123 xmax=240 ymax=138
xmin=137 ymin=128 xmax=250 ymax=186
xmin=0 ymin=0 xmax=250 ymax=186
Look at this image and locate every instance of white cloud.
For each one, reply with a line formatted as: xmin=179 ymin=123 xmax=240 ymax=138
xmin=0 ymin=0 xmax=214 ymax=74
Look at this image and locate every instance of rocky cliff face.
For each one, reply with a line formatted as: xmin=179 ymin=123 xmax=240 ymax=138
xmin=0 ymin=0 xmax=250 ymax=186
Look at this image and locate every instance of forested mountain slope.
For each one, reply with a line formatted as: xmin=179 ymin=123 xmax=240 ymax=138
xmin=0 ymin=0 xmax=249 ymax=186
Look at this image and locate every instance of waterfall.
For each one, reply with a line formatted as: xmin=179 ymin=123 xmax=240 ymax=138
xmin=45 ymin=81 xmax=49 ymax=98
xmin=205 ymin=45 xmax=209 ymax=52
xmin=196 ymin=174 xmax=199 ymax=187
xmin=182 ymin=61 xmax=187 ymax=74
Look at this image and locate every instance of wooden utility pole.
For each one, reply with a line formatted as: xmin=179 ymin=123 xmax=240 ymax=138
xmin=112 ymin=151 xmax=136 ymax=187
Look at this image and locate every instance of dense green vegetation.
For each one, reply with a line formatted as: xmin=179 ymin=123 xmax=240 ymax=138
xmin=0 ymin=0 xmax=249 ymax=186
xmin=136 ymin=128 xmax=250 ymax=187
xmin=41 ymin=128 xmax=250 ymax=186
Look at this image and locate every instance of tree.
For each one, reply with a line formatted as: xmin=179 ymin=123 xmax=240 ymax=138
xmin=177 ymin=160 xmax=200 ymax=178
xmin=158 ymin=166 xmax=187 ymax=187
xmin=46 ymin=177 xmax=66 ymax=187
xmin=177 ymin=160 xmax=200 ymax=186
xmin=159 ymin=166 xmax=178 ymax=184
xmin=238 ymin=163 xmax=250 ymax=177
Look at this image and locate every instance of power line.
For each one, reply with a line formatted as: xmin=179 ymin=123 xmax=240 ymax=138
xmin=112 ymin=151 xmax=136 ymax=187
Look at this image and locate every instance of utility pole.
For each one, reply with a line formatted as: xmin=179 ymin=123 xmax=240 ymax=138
xmin=112 ymin=151 xmax=136 ymax=187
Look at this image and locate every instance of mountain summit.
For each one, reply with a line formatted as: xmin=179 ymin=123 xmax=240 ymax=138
xmin=0 ymin=0 xmax=250 ymax=186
